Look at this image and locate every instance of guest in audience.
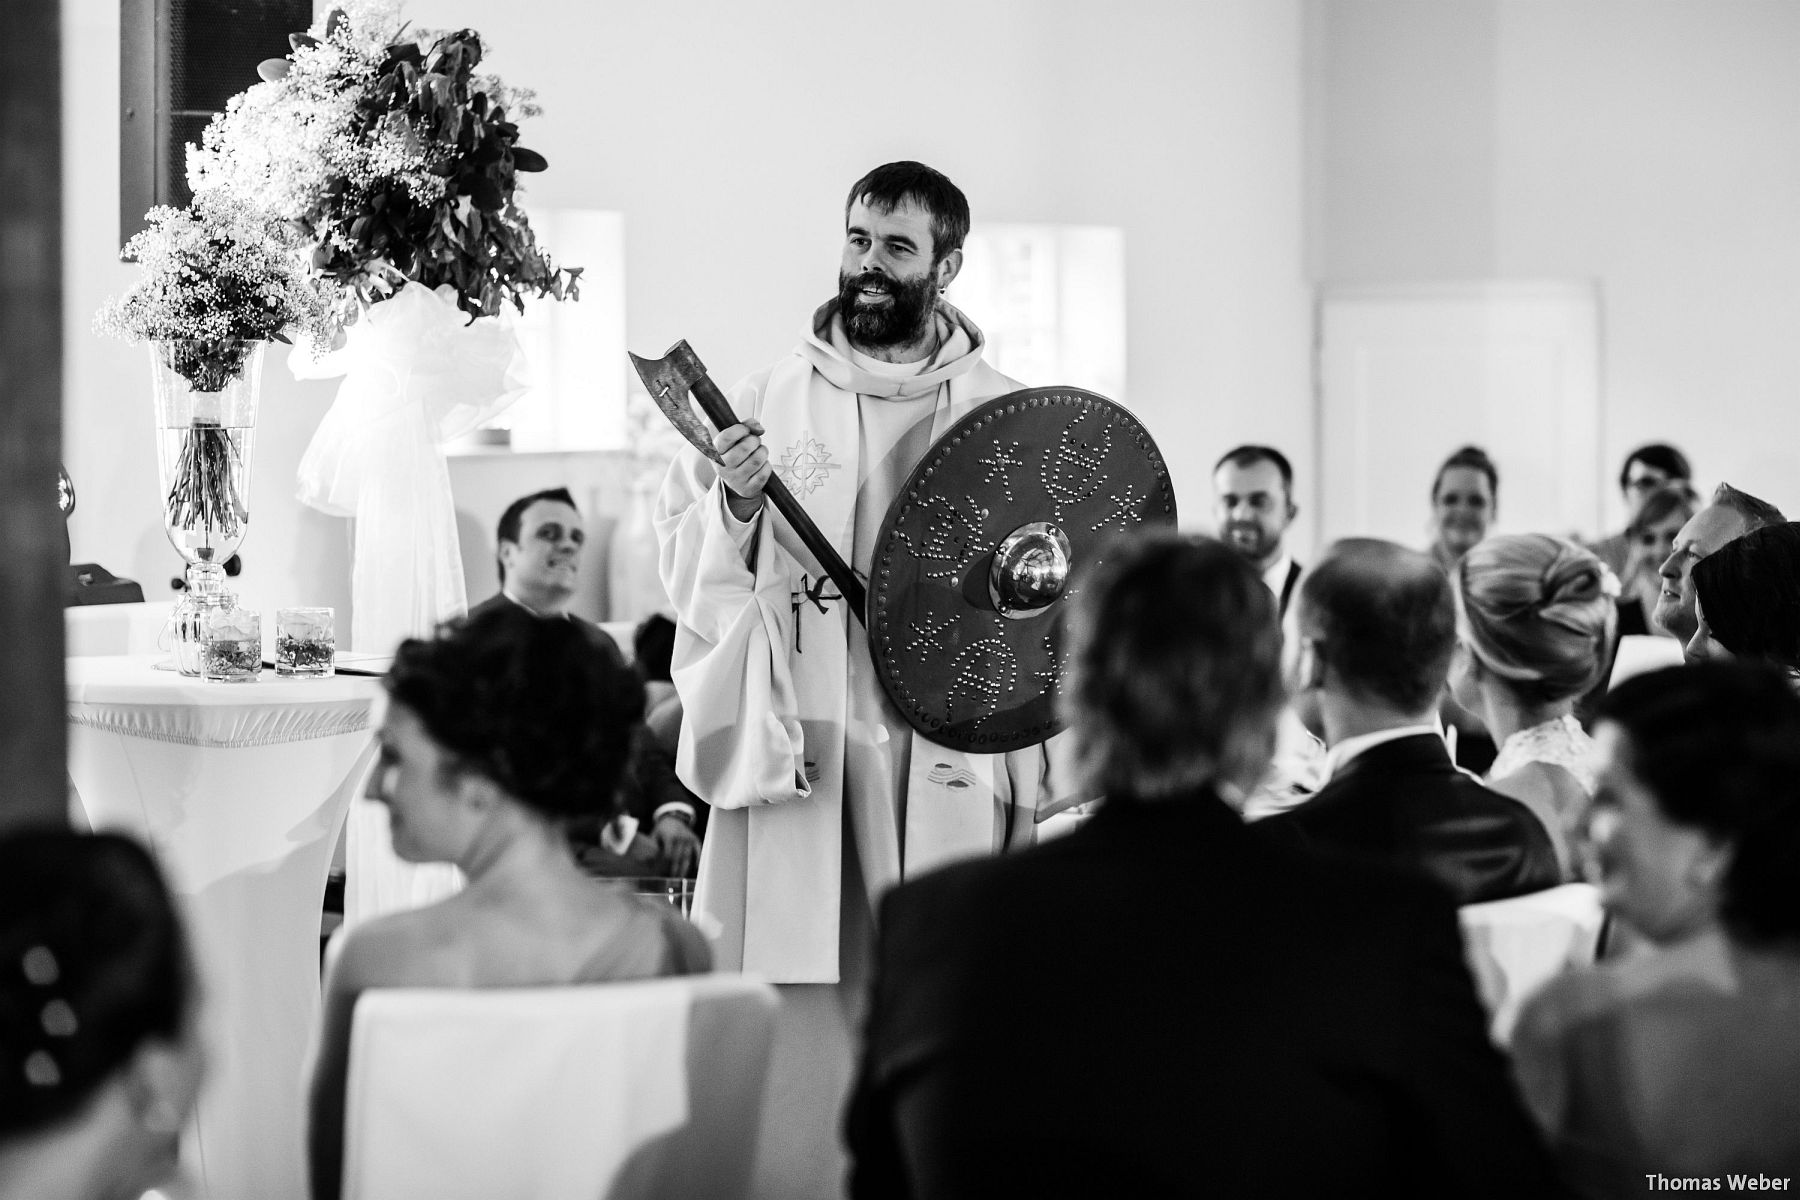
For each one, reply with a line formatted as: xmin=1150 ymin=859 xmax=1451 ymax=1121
xmin=307 ymin=606 xmax=711 ymax=1200
xmin=1212 ymin=444 xmax=1303 ymax=620
xmin=845 ymin=533 xmax=1567 ymax=1199
xmin=1652 ymin=481 xmax=1785 ymax=644
xmin=1428 ymin=446 xmax=1504 ymax=771
xmin=1512 ymin=661 xmax=1800 ymax=1191
xmin=1614 ymin=482 xmax=1698 ymax=637
xmin=1688 ymin=521 xmax=1800 ymax=678
xmin=1586 ymin=443 xmax=1692 ymax=581
xmin=0 ymin=830 xmax=203 ymax=1200
xmin=1427 ymin=444 xmax=1498 ymax=574
xmin=1261 ymin=538 xmax=1560 ymax=903
xmin=1451 ymin=535 xmax=1616 ymax=877
xmin=472 ymin=487 xmax=703 ymax=875
xmin=630 ymin=613 xmax=709 ymax=865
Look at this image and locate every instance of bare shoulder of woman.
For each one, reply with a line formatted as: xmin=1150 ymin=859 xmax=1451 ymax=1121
xmin=325 ymin=902 xmax=469 ymax=995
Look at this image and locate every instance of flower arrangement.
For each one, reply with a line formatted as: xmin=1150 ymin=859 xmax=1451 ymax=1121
xmin=95 ymin=201 xmax=330 ymax=391
xmin=186 ymin=0 xmax=580 ymax=330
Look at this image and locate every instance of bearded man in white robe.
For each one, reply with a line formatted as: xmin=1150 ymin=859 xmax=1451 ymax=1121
xmin=657 ymin=164 xmax=1074 ymax=1007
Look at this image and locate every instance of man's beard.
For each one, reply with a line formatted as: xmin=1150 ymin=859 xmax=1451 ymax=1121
xmin=838 ymin=268 xmax=938 ymax=349
xmin=1223 ymin=521 xmax=1277 ymax=564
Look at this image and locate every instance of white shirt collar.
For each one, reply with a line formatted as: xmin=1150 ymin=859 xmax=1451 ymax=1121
xmin=1259 ymin=551 xmax=1295 ymax=598
xmin=1324 ymin=722 xmax=1445 ymax=781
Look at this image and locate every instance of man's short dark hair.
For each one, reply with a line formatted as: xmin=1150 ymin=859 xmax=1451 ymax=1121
xmin=1063 ymin=533 xmax=1283 ymax=800
xmin=1302 ymin=539 xmax=1456 ymax=714
xmin=1599 ymin=661 xmax=1800 ymax=943
xmin=494 ymin=487 xmax=579 ymax=584
xmin=1213 ymin=445 xmax=1293 ymax=493
xmin=1711 ymin=482 xmax=1786 ymax=532
xmin=845 ymin=161 xmax=970 ymax=263
xmin=1619 ymin=443 xmax=1692 ymax=492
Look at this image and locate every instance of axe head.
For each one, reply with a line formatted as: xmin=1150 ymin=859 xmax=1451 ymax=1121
xmin=630 ymin=340 xmax=722 ymax=462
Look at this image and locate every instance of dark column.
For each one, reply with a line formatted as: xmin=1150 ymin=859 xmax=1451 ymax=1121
xmin=0 ymin=0 xmax=67 ymax=828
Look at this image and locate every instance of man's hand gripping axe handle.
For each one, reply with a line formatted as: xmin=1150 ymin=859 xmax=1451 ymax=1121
xmin=630 ymin=340 xmax=868 ymax=624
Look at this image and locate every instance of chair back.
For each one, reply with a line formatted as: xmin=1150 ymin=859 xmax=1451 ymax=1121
xmin=1609 ymin=633 xmax=1685 ymax=689
xmin=342 ymin=974 xmax=778 ymax=1200
xmin=1459 ymin=882 xmax=1605 ymax=1044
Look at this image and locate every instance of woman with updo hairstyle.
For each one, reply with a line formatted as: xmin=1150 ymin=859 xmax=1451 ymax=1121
xmin=307 ymin=604 xmax=711 ymax=1200
xmin=0 ymin=830 xmax=203 ymax=1200
xmin=1512 ymin=661 xmax=1800 ymax=1190
xmin=1687 ymin=521 xmax=1800 ymax=680
xmin=1450 ymin=533 xmax=1618 ymax=877
xmin=1428 ymin=445 xmax=1498 ymax=574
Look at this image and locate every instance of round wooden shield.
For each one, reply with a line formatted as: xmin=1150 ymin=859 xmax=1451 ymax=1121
xmin=869 ymin=388 xmax=1176 ymax=752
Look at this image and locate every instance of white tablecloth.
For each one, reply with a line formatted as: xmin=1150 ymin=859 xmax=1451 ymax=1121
xmin=66 ymin=655 xmax=382 ymax=1200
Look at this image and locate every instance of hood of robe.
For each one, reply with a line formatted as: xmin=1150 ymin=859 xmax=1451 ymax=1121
xmin=799 ymin=297 xmax=990 ymax=401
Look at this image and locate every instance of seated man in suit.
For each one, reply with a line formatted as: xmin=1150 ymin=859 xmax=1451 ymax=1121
xmin=1260 ymin=538 xmax=1559 ymax=904
xmin=845 ymin=533 xmax=1566 ymax=1200
xmin=470 ymin=488 xmax=703 ymax=876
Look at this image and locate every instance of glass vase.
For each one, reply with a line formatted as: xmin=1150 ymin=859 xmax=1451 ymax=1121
xmin=148 ymin=339 xmax=265 ymax=676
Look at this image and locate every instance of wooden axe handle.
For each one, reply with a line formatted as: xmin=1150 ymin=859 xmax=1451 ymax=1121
xmin=688 ymin=372 xmax=869 ymax=624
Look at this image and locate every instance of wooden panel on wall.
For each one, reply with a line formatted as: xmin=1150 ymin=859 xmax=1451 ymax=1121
xmin=0 ymin=0 xmax=68 ymax=827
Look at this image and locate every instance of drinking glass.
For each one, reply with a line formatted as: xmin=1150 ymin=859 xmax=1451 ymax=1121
xmin=202 ymin=606 xmax=261 ymax=682
xmin=275 ymin=607 xmax=335 ymax=677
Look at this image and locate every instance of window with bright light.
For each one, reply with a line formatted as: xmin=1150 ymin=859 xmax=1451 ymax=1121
xmin=955 ymin=225 xmax=1126 ymax=401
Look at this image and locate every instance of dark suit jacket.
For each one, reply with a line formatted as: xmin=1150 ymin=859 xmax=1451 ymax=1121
xmin=1259 ymin=733 xmax=1559 ymax=905
xmin=463 ymin=594 xmax=708 ymax=837
xmin=845 ymin=793 xmax=1567 ymax=1200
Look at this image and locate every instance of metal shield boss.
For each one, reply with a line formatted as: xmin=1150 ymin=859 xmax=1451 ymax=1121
xmin=871 ymin=388 xmax=1176 ymax=753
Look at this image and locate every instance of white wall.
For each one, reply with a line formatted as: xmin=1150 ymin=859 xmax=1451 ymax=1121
xmin=61 ymin=0 xmax=1311 ymax=608
xmin=1311 ymin=0 xmax=1800 ymax=533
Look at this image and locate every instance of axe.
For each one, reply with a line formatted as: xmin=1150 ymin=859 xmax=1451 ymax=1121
xmin=630 ymin=340 xmax=868 ymax=624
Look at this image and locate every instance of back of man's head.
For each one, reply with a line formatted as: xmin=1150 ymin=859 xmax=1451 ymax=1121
xmin=1711 ymin=482 xmax=1786 ymax=533
xmin=632 ymin=613 xmax=677 ymax=684
xmin=1301 ymin=538 xmax=1455 ymax=716
xmin=1063 ymin=533 xmax=1283 ymax=801
xmin=494 ymin=487 xmax=579 ymax=584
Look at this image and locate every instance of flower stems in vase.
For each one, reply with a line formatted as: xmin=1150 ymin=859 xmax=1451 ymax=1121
xmin=163 ymin=419 xmax=250 ymax=555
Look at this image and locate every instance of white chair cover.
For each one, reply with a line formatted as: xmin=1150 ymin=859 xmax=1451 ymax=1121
xmin=341 ymin=975 xmax=779 ymax=1200
xmin=1609 ymin=632 xmax=1686 ymax=688
xmin=1459 ymin=882 xmax=1606 ymax=1044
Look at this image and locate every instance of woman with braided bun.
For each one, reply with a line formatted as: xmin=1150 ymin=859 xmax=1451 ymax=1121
xmin=307 ymin=604 xmax=710 ymax=1200
xmin=0 ymin=830 xmax=204 ymax=1200
xmin=1451 ymin=534 xmax=1620 ymax=877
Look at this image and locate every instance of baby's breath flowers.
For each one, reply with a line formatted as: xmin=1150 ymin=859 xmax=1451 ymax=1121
xmin=185 ymin=1 xmax=578 ymax=332
xmin=95 ymin=201 xmax=331 ymax=391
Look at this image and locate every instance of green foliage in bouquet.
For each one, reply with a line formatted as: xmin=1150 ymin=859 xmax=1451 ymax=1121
xmin=188 ymin=2 xmax=580 ymax=329
xmin=95 ymin=202 xmax=330 ymax=391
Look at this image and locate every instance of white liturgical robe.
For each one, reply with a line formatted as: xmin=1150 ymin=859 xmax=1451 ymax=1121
xmin=655 ymin=299 xmax=1073 ymax=982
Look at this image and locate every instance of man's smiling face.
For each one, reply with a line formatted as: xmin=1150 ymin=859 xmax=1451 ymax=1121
xmin=1653 ymin=504 xmax=1750 ymax=642
xmin=837 ymin=197 xmax=947 ymax=351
